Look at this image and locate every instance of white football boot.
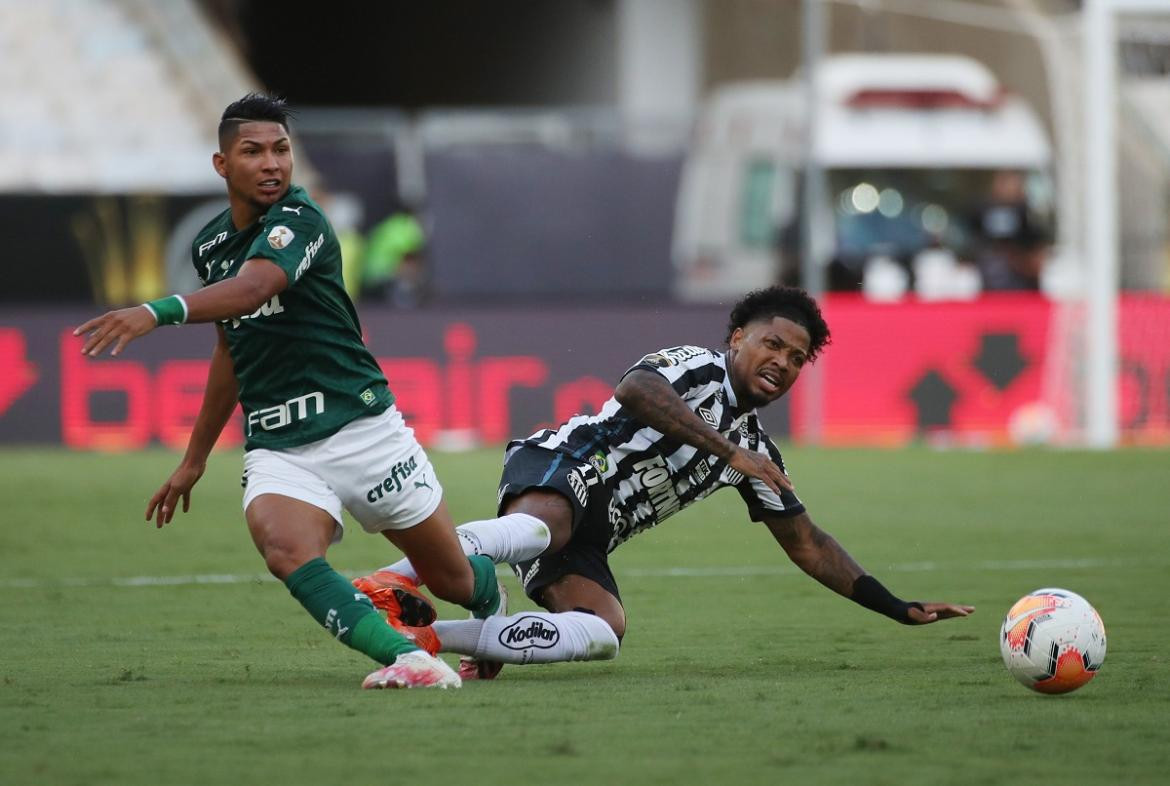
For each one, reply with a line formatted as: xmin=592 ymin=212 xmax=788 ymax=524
xmin=362 ymin=650 xmax=462 ymax=690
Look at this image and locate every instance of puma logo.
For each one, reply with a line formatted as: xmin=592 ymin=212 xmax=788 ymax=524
xmin=282 ymin=206 xmax=304 ymax=215
xmin=413 ymin=474 xmax=433 ymax=491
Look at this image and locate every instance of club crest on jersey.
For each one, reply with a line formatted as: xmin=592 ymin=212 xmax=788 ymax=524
xmin=639 ymin=352 xmax=673 ymax=368
xmin=267 ymin=225 xmax=295 ymax=249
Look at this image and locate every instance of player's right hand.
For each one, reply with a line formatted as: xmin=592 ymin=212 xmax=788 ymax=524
xmin=727 ymin=446 xmax=794 ymax=494
xmin=146 ymin=462 xmax=206 ymax=528
xmin=74 ymin=306 xmax=157 ymax=357
xmin=905 ymin=602 xmax=976 ymax=625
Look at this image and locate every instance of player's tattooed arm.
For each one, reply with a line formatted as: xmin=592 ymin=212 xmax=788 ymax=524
xmin=764 ymin=512 xmax=975 ymax=624
xmin=615 ymin=369 xmax=793 ymax=493
xmin=763 ymin=512 xmax=864 ymax=596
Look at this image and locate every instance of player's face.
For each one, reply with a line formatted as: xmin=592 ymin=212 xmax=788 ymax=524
xmin=727 ymin=316 xmax=811 ymax=409
xmin=214 ymin=122 xmax=293 ymax=213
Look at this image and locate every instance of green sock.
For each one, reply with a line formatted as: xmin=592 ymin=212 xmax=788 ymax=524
xmin=466 ymin=554 xmax=501 ymax=619
xmin=284 ymin=557 xmax=419 ymax=666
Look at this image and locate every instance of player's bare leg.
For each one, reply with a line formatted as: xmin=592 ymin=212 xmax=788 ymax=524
xmin=369 ymin=497 xmax=555 ymax=589
xmin=379 ymin=500 xmax=476 ymax=604
xmin=360 ymin=497 xmax=555 ymax=625
xmin=246 ymin=493 xmax=334 ymax=579
xmin=538 ymin=574 xmax=628 ymax=640
xmin=246 ymin=493 xmax=457 ymax=688
xmin=357 ymin=499 xmax=502 ymax=627
xmin=503 ymin=490 xmax=575 ymax=552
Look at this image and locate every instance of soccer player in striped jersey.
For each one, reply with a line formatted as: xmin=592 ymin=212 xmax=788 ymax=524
xmin=366 ymin=286 xmax=974 ymax=678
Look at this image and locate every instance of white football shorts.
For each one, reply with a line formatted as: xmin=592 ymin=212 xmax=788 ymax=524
xmin=242 ymin=405 xmax=444 ymax=541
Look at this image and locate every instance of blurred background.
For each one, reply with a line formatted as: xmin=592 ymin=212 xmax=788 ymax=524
xmin=1 ymin=0 xmax=1168 ymax=451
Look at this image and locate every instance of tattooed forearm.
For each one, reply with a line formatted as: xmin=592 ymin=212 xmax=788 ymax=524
xmin=803 ymin=534 xmax=864 ymax=596
xmin=615 ymin=370 xmax=737 ymax=459
xmin=767 ymin=513 xmax=865 ymax=597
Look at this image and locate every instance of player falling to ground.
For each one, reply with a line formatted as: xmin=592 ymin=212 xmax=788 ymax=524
xmin=73 ymin=93 xmax=549 ymax=690
xmin=359 ymin=286 xmax=974 ymax=679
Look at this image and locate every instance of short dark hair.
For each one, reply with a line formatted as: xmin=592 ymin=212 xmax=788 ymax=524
xmin=218 ymin=93 xmax=292 ymax=150
xmin=725 ymin=286 xmax=832 ymax=362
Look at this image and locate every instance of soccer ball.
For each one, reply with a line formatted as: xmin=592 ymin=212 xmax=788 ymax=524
xmin=999 ymin=588 xmax=1106 ymax=694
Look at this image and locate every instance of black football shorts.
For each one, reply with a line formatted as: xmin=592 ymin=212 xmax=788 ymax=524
xmin=496 ymin=443 xmax=621 ymax=604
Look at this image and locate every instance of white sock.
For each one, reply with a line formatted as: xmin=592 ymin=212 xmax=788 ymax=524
xmin=432 ymin=611 xmax=619 ymax=664
xmin=380 ymin=513 xmax=551 ymax=582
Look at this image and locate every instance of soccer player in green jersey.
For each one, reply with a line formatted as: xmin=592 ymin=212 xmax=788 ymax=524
xmin=74 ymin=94 xmax=546 ymax=689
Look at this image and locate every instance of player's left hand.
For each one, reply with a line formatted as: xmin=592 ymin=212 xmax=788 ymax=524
xmin=74 ymin=306 xmax=157 ymax=357
xmin=146 ymin=462 xmax=206 ymax=528
xmin=906 ymin=602 xmax=976 ymax=625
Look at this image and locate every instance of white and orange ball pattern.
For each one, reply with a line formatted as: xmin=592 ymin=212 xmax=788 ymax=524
xmin=999 ymin=588 xmax=1106 ymax=694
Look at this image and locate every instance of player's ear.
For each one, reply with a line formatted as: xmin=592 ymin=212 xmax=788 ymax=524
xmin=729 ymin=327 xmax=745 ymax=350
xmin=212 ymin=151 xmax=227 ymax=179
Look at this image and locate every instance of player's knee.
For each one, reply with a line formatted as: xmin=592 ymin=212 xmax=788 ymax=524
xmin=600 ymin=612 xmax=625 ymax=644
xmin=262 ymin=545 xmax=312 ymax=580
xmin=572 ymin=606 xmax=625 ymax=649
xmin=568 ymin=610 xmax=621 ymax=660
xmin=504 ymin=492 xmax=573 ymax=552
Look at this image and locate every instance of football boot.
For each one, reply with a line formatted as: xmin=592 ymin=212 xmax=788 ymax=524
xmin=352 ymin=570 xmax=437 ymax=627
xmin=362 ymin=650 xmax=461 ymax=690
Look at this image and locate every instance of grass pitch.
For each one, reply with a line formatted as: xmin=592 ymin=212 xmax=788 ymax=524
xmin=1 ymin=446 xmax=1168 ymax=786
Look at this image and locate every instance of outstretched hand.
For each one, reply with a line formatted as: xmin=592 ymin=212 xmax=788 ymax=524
xmin=74 ymin=306 xmax=157 ymax=357
xmin=906 ymin=602 xmax=976 ymax=625
xmin=146 ymin=463 xmax=206 ymax=528
xmin=727 ymin=446 xmax=794 ymax=495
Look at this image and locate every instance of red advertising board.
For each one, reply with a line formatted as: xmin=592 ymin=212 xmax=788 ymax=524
xmin=1 ymin=296 xmax=1167 ymax=449
xmin=792 ymin=295 xmax=1054 ymax=445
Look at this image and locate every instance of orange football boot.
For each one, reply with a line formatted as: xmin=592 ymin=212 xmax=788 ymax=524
xmin=352 ymin=571 xmax=437 ymax=627
xmin=388 ymin=618 xmax=441 ymax=657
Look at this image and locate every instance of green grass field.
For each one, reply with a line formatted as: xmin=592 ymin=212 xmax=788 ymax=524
xmin=2 ymin=446 xmax=1168 ymax=786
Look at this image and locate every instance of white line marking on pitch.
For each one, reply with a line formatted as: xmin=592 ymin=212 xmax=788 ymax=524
xmin=0 ymin=557 xmax=1159 ymax=590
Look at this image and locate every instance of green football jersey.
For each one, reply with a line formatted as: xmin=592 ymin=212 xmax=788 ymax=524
xmin=190 ymin=185 xmax=393 ymax=450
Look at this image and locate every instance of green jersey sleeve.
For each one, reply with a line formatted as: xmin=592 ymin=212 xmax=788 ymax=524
xmin=245 ymin=201 xmax=331 ymax=286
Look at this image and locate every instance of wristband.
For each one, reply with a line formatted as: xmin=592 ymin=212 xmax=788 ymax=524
xmin=144 ymin=295 xmax=188 ymax=326
xmin=850 ymin=575 xmax=924 ymax=624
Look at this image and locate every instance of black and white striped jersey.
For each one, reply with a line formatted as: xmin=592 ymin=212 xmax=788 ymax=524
xmin=517 ymin=345 xmax=805 ymax=552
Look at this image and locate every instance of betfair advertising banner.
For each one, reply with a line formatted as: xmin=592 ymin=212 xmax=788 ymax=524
xmin=1 ymin=297 xmax=1167 ymax=449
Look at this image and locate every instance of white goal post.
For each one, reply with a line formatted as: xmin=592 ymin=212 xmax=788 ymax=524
xmin=1084 ymin=0 xmax=1170 ymax=448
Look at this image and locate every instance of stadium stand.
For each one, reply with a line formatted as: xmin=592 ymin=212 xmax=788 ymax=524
xmin=0 ymin=0 xmax=253 ymax=193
